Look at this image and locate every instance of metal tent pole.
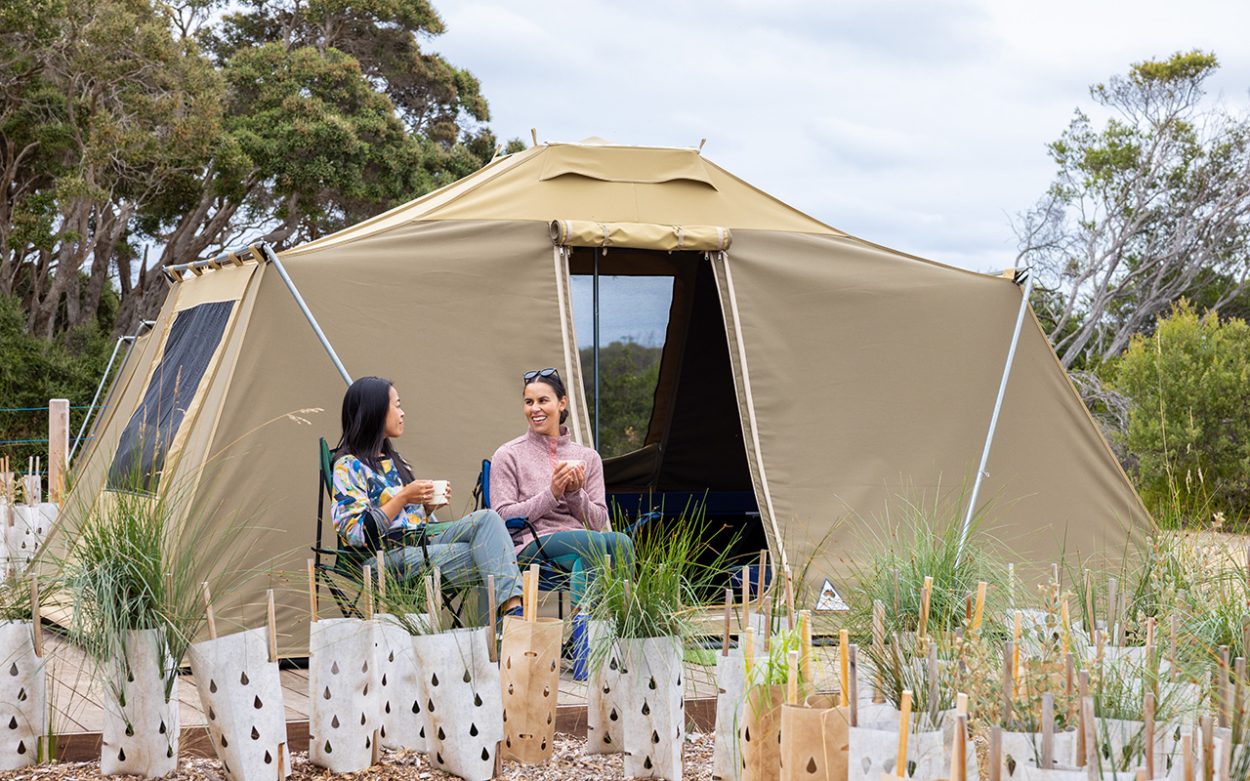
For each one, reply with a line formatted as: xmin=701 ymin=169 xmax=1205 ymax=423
xmin=956 ymin=269 xmax=1036 ymax=563
xmin=69 ymin=319 xmax=155 ymax=463
xmin=260 ymin=243 xmax=353 ymax=386
xmin=593 ymin=247 xmax=601 ymax=449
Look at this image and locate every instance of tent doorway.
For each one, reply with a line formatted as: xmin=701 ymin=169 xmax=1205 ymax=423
xmin=568 ymin=249 xmax=767 ymax=575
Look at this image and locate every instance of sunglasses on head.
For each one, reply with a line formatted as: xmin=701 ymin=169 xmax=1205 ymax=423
xmin=523 ymin=367 xmax=560 ymax=383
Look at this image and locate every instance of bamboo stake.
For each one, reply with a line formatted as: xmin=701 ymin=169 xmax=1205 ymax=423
xmin=756 ymin=550 xmax=767 ymax=617
xmin=873 ymin=599 xmax=885 ymax=704
xmin=376 ymin=550 xmax=386 ymax=601
xmin=1008 ymin=563 xmax=1016 ymax=608
xmin=277 ymin=742 xmax=286 ymax=780
xmin=763 ymin=593 xmax=775 ymax=654
xmin=486 ymin=575 xmax=497 ymax=664
xmin=528 ymin=563 xmax=539 ymax=623
xmin=1002 ymin=640 xmax=1014 ymax=728
xmin=1201 ymin=714 xmax=1214 ymax=781
xmin=1182 ymin=734 xmax=1194 ymax=781
xmin=1061 ymin=597 xmax=1072 ymax=657
xmin=1107 ymin=577 xmax=1118 ymax=642
xmin=722 ymin=588 xmax=733 ymax=657
xmin=799 ymin=610 xmax=813 ymax=684
xmin=1236 ymin=657 xmax=1246 ymax=735
xmin=307 ymin=559 xmax=317 ymax=622
xmin=927 ymin=642 xmax=939 ymax=724
xmin=917 ymin=575 xmax=933 ymax=653
xmin=743 ymin=627 xmax=756 ymax=677
xmin=990 ymin=727 xmax=1002 ymax=781
xmin=787 ymin=650 xmax=799 ymax=705
xmin=1144 ymin=692 xmax=1156 ymax=780
xmin=839 ymin=628 xmax=850 ymax=707
xmin=741 ymin=565 xmax=751 ymax=627
xmin=202 ymin=581 xmax=217 ymax=640
xmin=1042 ymin=692 xmax=1055 ymax=769
xmin=1077 ymin=671 xmax=1090 ymax=768
xmin=972 ymin=581 xmax=987 ymax=633
xmin=1082 ymin=696 xmax=1097 ymax=781
xmin=896 ymin=690 xmax=913 ymax=779
xmin=267 ymin=588 xmax=278 ymax=663
xmin=1084 ymin=569 xmax=1096 ymax=636
xmin=363 ymin=565 xmax=373 ymax=621
xmin=849 ymin=645 xmax=859 ymax=726
xmin=1219 ymin=647 xmax=1231 ymax=728
xmin=30 ymin=578 xmax=42 ymax=659
xmin=784 ymin=566 xmax=796 ymax=632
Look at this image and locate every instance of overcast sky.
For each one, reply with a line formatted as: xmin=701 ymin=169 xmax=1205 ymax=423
xmin=432 ymin=0 xmax=1250 ymax=344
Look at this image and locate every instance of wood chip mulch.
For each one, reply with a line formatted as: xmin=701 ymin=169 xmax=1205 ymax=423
xmin=0 ymin=733 xmax=716 ymax=780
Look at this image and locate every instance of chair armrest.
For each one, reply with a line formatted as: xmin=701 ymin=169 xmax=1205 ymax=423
xmin=503 ymin=516 xmax=529 ymax=530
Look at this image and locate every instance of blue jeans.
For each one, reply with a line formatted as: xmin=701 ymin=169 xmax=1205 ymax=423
xmin=381 ymin=509 xmax=523 ymax=618
xmin=518 ymin=529 xmax=634 ymax=606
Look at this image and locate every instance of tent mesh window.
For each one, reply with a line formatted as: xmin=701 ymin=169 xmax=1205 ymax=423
xmin=107 ymin=300 xmax=234 ymax=493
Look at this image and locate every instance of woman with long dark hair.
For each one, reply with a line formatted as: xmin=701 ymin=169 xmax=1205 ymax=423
xmin=490 ymin=368 xmax=632 ymax=609
xmin=332 ymin=376 xmax=523 ymax=618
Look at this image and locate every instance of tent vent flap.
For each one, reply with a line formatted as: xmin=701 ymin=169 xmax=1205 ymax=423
xmin=549 ymin=220 xmax=731 ymax=252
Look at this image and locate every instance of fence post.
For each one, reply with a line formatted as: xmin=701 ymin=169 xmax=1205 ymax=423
xmin=48 ymin=399 xmax=69 ymax=504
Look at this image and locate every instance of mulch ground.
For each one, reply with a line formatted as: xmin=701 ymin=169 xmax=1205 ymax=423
xmin=0 ymin=733 xmax=716 ymax=780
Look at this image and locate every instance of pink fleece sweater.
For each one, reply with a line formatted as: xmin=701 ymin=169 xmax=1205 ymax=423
xmin=490 ymin=427 xmax=610 ymax=551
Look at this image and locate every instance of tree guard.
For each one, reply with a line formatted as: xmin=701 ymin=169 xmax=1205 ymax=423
xmin=102 ymin=629 xmax=180 ymax=778
xmin=188 ymin=627 xmax=289 ymax=781
xmin=1000 ymin=731 xmax=1078 ymax=779
xmin=740 ymin=684 xmax=784 ymax=781
xmin=712 ymin=648 xmax=764 ymax=781
xmin=500 ymin=616 xmax=562 ymax=763
xmin=847 ymin=725 xmax=945 ymax=781
xmin=0 ymin=621 xmax=45 ymax=770
xmin=308 ymin=618 xmax=378 ymax=773
xmin=779 ymin=694 xmax=850 ymax=781
xmin=375 ymin=613 xmax=429 ymax=751
xmin=411 ymin=627 xmax=502 ymax=781
xmin=620 ymin=636 xmax=684 ymax=780
xmin=586 ymin=620 xmax=625 ymax=755
xmin=6 ymin=505 xmax=51 ymax=577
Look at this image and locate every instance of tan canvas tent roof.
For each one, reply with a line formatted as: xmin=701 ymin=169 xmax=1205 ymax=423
xmin=60 ymin=140 xmax=1151 ymax=655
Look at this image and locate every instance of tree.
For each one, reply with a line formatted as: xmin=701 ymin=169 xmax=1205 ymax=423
xmin=581 ymin=341 xmax=663 ymax=459
xmin=1111 ymin=301 xmax=1250 ymax=525
xmin=1017 ymin=51 xmax=1250 ymax=369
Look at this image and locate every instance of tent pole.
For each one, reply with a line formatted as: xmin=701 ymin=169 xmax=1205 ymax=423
xmin=592 ymin=247 xmax=601 ymax=449
xmin=70 ymin=319 xmax=155 ymax=463
xmin=956 ymin=270 xmax=1036 ymax=564
xmin=260 ymin=243 xmax=353 ymax=386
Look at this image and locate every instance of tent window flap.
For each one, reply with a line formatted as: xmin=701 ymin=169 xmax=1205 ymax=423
xmin=107 ymin=301 xmax=233 ymax=492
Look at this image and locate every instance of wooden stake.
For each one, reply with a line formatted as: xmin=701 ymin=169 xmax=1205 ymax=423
xmin=990 ymin=727 xmax=1002 ymax=781
xmin=917 ymin=575 xmax=933 ymax=653
xmin=849 ymin=645 xmax=859 ymax=726
xmin=787 ymin=650 xmax=800 ymax=705
xmin=47 ymin=399 xmax=67 ymax=504
xmin=202 ymin=581 xmax=217 ymax=640
xmin=1013 ymin=610 xmax=1023 ymax=690
xmin=784 ymin=566 xmax=796 ymax=631
xmin=950 ymin=713 xmax=967 ymax=781
xmin=266 ymin=589 xmax=278 ymax=663
xmin=1107 ymin=577 xmax=1118 ymax=642
xmin=1236 ymin=657 xmax=1246 ymax=735
xmin=1084 ymin=569 xmax=1096 ymax=635
xmin=1219 ymin=647 xmax=1231 ymax=728
xmin=30 ymin=577 xmax=42 ymax=659
xmin=1042 ymin=692 xmax=1055 ymax=769
xmin=873 ymin=599 xmax=886 ymax=704
xmin=1061 ymin=597 xmax=1072 ymax=657
xmin=527 ymin=563 xmax=539 ymax=623
xmin=1082 ymin=696 xmax=1097 ymax=781
xmin=1182 ymin=734 xmax=1194 ymax=781
xmin=363 ymin=565 xmax=373 ymax=621
xmin=1077 ymin=671 xmax=1089 ymax=768
xmin=1201 ymin=714 xmax=1214 ymax=781
xmin=1144 ymin=692 xmax=1156 ymax=780
xmin=743 ymin=627 xmax=756 ymax=677
xmin=972 ymin=581 xmax=987 ymax=633
xmin=722 ymin=588 xmax=733 ymax=657
xmin=371 ymin=727 xmax=380 ymax=765
xmin=376 ymin=550 xmax=386 ymax=600
xmin=756 ymin=550 xmax=767 ymax=616
xmin=927 ymin=642 xmax=939 ymax=723
xmin=799 ymin=610 xmax=813 ymax=684
xmin=1065 ymin=653 xmax=1076 ymax=720
xmin=1008 ymin=563 xmax=1016 ymax=607
xmin=896 ymin=690 xmax=913 ymax=779
xmin=763 ymin=593 xmax=775 ymax=654
xmin=1002 ymin=640 xmax=1014 ymax=728
xmin=741 ymin=565 xmax=751 ymax=627
xmin=277 ymin=742 xmax=286 ymax=780
xmin=486 ymin=575 xmax=498 ymax=664
xmin=839 ymin=628 xmax=850 ymax=707
xmin=424 ymin=575 xmax=439 ymax=633
xmin=307 ymin=559 xmax=317 ymax=623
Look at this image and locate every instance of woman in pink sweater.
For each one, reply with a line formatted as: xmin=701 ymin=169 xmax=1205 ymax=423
xmin=490 ymin=368 xmax=633 ymax=607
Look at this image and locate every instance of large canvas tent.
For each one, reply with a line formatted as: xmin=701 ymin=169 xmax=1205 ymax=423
xmin=64 ymin=139 xmax=1150 ymax=655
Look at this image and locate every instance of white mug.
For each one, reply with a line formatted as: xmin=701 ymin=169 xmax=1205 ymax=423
xmin=430 ymin=480 xmax=450 ymax=506
xmin=558 ymin=459 xmax=585 ymax=471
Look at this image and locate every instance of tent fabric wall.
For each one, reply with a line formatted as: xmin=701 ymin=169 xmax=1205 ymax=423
xmin=192 ymin=220 xmax=570 ymax=653
xmin=716 ymin=230 xmax=1147 ymax=589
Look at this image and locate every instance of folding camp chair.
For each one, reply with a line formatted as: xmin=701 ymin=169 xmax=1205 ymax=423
xmin=473 ymin=459 xmax=568 ymax=618
xmin=312 ymin=438 xmax=462 ymax=622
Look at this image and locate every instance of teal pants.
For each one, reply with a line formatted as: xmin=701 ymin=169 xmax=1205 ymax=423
xmin=517 ymin=529 xmax=634 ymax=606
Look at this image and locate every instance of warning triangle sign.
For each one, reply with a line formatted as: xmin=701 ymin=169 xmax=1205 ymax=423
xmin=814 ymin=578 xmax=849 ymax=612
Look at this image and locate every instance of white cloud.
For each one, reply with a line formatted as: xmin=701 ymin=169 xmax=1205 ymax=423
xmin=433 ymin=0 xmax=1250 ymax=273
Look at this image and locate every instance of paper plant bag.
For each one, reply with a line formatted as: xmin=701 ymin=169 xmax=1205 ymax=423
xmin=188 ymin=627 xmax=289 ymax=781
xmin=0 ymin=621 xmax=45 ymax=770
xmin=779 ymin=693 xmax=850 ymax=781
xmin=712 ymin=648 xmax=765 ymax=781
xmin=375 ymin=613 xmax=429 ymax=751
xmin=102 ymin=629 xmax=179 ymax=778
xmin=1001 ymin=730 xmax=1078 ymax=779
xmin=740 ymin=684 xmax=784 ymax=781
xmin=308 ymin=618 xmax=378 ymax=773
xmin=500 ymin=615 xmax=562 ymax=764
xmin=620 ymin=635 xmax=684 ymax=780
xmin=848 ymin=725 xmax=944 ymax=781
xmin=586 ymin=620 xmax=625 ymax=755
xmin=411 ymin=627 xmax=503 ymax=781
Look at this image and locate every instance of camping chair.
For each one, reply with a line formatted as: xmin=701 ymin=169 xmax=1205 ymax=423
xmin=312 ymin=438 xmax=462 ymax=622
xmin=473 ymin=459 xmax=568 ymax=618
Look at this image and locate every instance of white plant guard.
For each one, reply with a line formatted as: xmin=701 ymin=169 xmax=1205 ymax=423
xmin=1000 ymin=730 xmax=1078 ymax=780
xmin=500 ymin=616 xmax=561 ymax=763
xmin=188 ymin=627 xmax=288 ymax=781
xmin=6 ymin=505 xmax=50 ymax=577
xmin=1020 ymin=767 xmax=1140 ymax=781
xmin=411 ymin=627 xmax=502 ymax=781
xmin=102 ymin=629 xmax=179 ymax=778
xmin=586 ymin=620 xmax=625 ymax=755
xmin=308 ymin=618 xmax=378 ymax=773
xmin=847 ymin=726 xmax=944 ymax=781
xmin=375 ymin=613 xmax=428 ymax=751
xmin=19 ymin=476 xmax=38 ymax=505
xmin=0 ymin=621 xmax=45 ymax=770
xmin=712 ymin=648 xmax=764 ymax=781
xmin=620 ymin=636 xmax=684 ymax=781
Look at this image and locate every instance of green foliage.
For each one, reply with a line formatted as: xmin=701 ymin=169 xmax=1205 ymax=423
xmin=0 ymin=293 xmax=115 ymax=469
xmin=1110 ymin=301 xmax=1250 ymax=525
xmin=581 ymin=340 xmax=662 ymax=458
